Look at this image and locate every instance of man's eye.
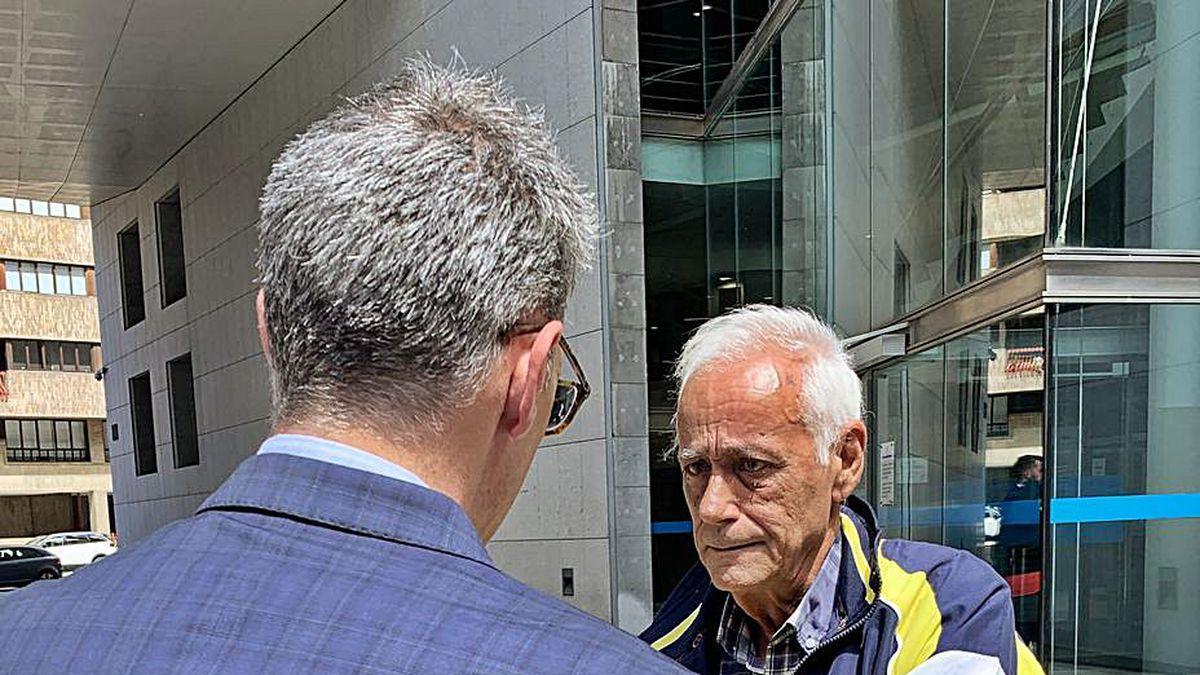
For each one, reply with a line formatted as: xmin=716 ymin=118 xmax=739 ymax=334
xmin=738 ymin=459 xmax=769 ymax=474
xmin=682 ymin=460 xmax=711 ymax=477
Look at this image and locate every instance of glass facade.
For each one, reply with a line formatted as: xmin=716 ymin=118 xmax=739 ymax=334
xmin=1055 ymin=1 xmax=1200 ymax=249
xmin=868 ymin=313 xmax=1046 ymax=647
xmin=638 ymin=1 xmax=1200 ymax=670
xmin=1047 ymin=303 xmax=1200 ymax=672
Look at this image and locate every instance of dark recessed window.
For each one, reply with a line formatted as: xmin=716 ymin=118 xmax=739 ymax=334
xmin=118 ymin=221 xmax=146 ymax=328
xmin=4 ymin=340 xmax=97 ymax=373
xmin=155 ymin=187 xmax=186 ymax=307
xmin=166 ymin=353 xmax=199 ymax=469
xmin=129 ymin=371 xmax=156 ymax=476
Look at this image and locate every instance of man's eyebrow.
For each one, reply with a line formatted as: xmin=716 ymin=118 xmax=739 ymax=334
xmin=676 ymin=446 xmax=705 ymax=463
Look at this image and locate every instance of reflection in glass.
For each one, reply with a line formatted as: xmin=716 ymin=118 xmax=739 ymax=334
xmin=946 ymin=1 xmax=1046 ymax=290
xmin=1049 ymin=303 xmax=1200 ymax=672
xmin=867 ymin=311 xmax=1046 ymax=648
xmin=1056 ymin=0 xmax=1200 ymax=249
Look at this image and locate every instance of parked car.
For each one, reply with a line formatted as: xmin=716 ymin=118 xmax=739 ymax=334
xmin=26 ymin=532 xmax=117 ymax=571
xmin=0 ymin=546 xmax=61 ymax=588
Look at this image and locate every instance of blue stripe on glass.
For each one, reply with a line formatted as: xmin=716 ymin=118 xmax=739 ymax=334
xmin=651 ymin=520 xmax=692 ymax=535
xmin=1049 ymin=493 xmax=1200 ymax=524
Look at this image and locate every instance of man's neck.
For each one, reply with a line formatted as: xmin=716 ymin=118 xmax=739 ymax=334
xmin=273 ymin=423 xmax=477 ymax=511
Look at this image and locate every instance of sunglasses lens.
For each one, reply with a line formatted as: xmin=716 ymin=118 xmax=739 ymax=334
xmin=548 ymin=384 xmax=578 ymax=433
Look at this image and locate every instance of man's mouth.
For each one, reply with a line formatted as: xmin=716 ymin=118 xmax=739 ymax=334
xmin=706 ymin=542 xmax=760 ymax=553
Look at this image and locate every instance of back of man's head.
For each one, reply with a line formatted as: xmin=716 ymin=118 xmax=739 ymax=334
xmin=256 ymin=56 xmax=595 ymax=434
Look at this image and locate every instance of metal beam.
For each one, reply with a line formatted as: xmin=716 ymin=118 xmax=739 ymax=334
xmin=701 ymin=0 xmax=808 ymax=136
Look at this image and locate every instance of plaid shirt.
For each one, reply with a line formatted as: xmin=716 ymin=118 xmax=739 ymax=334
xmin=716 ymin=533 xmax=844 ymax=675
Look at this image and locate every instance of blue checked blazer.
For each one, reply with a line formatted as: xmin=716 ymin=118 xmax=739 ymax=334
xmin=0 ymin=453 xmax=683 ymax=674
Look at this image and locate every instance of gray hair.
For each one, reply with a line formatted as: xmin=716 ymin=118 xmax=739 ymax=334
xmin=674 ymin=305 xmax=862 ymax=464
xmin=256 ymin=56 xmax=596 ymax=433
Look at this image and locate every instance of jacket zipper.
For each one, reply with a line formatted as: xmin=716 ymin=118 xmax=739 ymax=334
xmin=793 ymin=600 xmax=879 ymax=672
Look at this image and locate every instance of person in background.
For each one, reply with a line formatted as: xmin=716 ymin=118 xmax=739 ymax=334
xmin=0 ymin=57 xmax=682 ymax=674
xmin=641 ymin=305 xmax=1042 ymax=674
xmin=999 ymin=455 xmax=1044 ymax=645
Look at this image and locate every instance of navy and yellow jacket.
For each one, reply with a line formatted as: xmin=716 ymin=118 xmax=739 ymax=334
xmin=640 ymin=496 xmax=1043 ymax=674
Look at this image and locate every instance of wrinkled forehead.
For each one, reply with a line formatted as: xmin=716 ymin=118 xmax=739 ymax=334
xmin=675 ymin=355 xmax=810 ymax=447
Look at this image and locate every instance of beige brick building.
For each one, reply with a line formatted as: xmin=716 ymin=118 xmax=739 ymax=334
xmin=0 ymin=202 xmax=112 ymax=545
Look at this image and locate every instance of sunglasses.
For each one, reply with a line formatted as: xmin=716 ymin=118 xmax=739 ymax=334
xmin=545 ymin=335 xmax=590 ymax=436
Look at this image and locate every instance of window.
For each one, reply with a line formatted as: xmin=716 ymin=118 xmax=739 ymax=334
xmin=129 ymin=371 xmax=156 ymax=475
xmin=3 ymin=418 xmax=89 ymax=462
xmin=118 ymin=222 xmax=146 ymax=328
xmin=155 ymin=187 xmax=187 ymax=307
xmin=4 ymin=341 xmax=97 ymax=373
xmin=0 ymin=260 xmax=90 ymax=295
xmin=167 ymin=353 xmax=199 ymax=468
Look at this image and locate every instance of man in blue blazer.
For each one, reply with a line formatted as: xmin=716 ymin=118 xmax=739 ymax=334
xmin=0 ymin=57 xmax=681 ymax=674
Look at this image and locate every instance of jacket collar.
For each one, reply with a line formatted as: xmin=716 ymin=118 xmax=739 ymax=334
xmin=198 ymin=453 xmax=492 ymax=566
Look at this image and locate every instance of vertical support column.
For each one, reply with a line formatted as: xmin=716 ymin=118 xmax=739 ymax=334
xmin=780 ymin=3 xmax=828 ymax=314
xmin=1144 ymin=7 xmax=1200 ymax=667
xmin=598 ymin=0 xmax=653 ymax=632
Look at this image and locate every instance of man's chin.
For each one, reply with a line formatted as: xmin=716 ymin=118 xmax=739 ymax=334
xmin=702 ymin=546 xmax=772 ymax=591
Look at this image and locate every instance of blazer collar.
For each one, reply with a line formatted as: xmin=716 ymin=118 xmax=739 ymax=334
xmin=198 ymin=453 xmax=491 ymax=566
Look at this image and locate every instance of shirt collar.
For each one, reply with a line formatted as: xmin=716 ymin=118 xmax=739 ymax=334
xmin=257 ymin=434 xmax=429 ymax=488
xmin=786 ymin=530 xmax=843 ymax=650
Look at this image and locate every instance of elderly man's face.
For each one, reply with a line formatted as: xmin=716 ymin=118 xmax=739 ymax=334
xmin=676 ymin=351 xmax=845 ymax=596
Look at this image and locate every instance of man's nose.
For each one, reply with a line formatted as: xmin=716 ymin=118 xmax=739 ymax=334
xmin=696 ymin=472 xmax=740 ymax=525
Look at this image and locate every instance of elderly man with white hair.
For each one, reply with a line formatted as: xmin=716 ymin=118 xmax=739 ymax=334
xmin=640 ymin=305 xmax=1042 ymax=675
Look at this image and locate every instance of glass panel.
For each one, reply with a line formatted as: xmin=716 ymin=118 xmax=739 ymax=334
xmin=167 ymin=354 xmax=200 ymax=468
xmin=24 ymin=340 xmax=41 ymax=369
xmin=4 ymin=263 xmax=19 ymax=291
xmin=638 ymin=1 xmax=773 ymax=116
xmin=36 ymin=263 xmax=53 ymax=294
xmin=129 ymin=372 xmax=156 ymax=475
xmin=869 ymin=0 xmax=944 ymax=324
xmin=1051 ymin=304 xmax=1200 ymax=499
xmin=65 ymin=204 xmax=81 ymax=219
xmin=118 ymin=222 xmax=146 ymax=327
xmin=871 ymin=346 xmax=946 ymax=544
xmin=70 ymin=267 xmax=86 ymax=296
xmin=48 ymin=202 xmax=64 ymax=217
xmin=1049 ymin=303 xmax=1200 ymax=672
xmin=1050 ymin=518 xmax=1200 ymax=673
xmin=156 ymin=188 xmax=187 ymax=306
xmin=54 ymin=266 xmax=71 ymax=294
xmin=829 ymin=0 xmax=872 ymax=335
xmin=77 ymin=344 xmax=92 ymax=372
xmin=4 ymin=420 xmax=20 ymax=447
xmin=1055 ymin=0 xmax=1200 ymax=249
xmin=36 ymin=420 xmax=53 ymax=449
xmin=945 ymin=1 xmax=1046 ymax=290
xmin=14 ymin=199 xmax=30 ymax=214
xmin=44 ymin=341 xmax=60 ymax=370
xmin=30 ymin=200 xmax=48 ymax=216
xmin=19 ymin=421 xmax=36 ymax=448
xmin=54 ymin=421 xmax=70 ymax=449
xmin=70 ymin=421 xmax=86 ymax=450
xmin=19 ymin=262 xmax=36 ymax=292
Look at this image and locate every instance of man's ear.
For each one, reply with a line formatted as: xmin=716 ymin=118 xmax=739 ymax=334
xmin=831 ymin=420 xmax=867 ymax=503
xmin=256 ymin=289 xmax=273 ymax=366
xmin=500 ymin=320 xmax=563 ymax=439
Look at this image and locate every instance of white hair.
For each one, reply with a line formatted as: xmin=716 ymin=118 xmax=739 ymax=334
xmin=674 ymin=305 xmax=862 ymax=464
xmin=257 ymin=56 xmax=596 ymax=434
